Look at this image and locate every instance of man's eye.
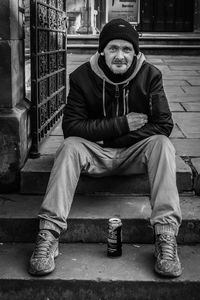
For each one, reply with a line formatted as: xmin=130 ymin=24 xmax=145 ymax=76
xmin=109 ymin=46 xmax=118 ymax=51
xmin=123 ymin=47 xmax=131 ymax=52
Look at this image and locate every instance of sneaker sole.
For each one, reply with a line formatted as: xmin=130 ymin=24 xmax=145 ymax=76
xmin=154 ymin=265 xmax=182 ymax=278
xmin=28 ymin=246 xmax=59 ymax=276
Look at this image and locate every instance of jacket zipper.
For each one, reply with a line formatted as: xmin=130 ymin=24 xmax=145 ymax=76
xmin=115 ymin=85 xmax=120 ymax=116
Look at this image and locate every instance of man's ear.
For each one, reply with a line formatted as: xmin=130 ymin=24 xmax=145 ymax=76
xmin=100 ymin=52 xmax=104 ymax=56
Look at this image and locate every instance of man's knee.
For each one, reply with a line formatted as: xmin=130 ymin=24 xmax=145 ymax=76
xmin=58 ymin=136 xmax=84 ymax=157
xmin=148 ymin=135 xmax=175 ymax=154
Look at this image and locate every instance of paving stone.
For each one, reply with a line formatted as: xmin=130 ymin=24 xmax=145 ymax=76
xmin=191 ymin=158 xmax=200 ymax=195
xmin=162 ymin=70 xmax=199 ymax=76
xmin=146 ymin=58 xmax=164 ymax=64
xmin=165 ymin=86 xmax=185 ymax=94
xmin=163 ymin=75 xmax=200 ymax=80
xmin=186 ymin=78 xmax=200 ymax=86
xmin=50 ymin=122 xmax=62 ymax=136
xmin=182 ymin=86 xmax=200 ymax=94
xmin=182 ymin=103 xmax=200 ymax=112
xmin=170 ymin=124 xmax=185 ymax=138
xmin=40 ymin=135 xmax=64 ymax=155
xmin=163 ymin=80 xmax=189 ymax=86
xmin=167 ymin=95 xmax=200 ymax=103
xmin=170 ymin=65 xmax=200 ymax=71
xmin=172 ymin=112 xmax=200 ymax=138
xmin=154 ymin=65 xmax=171 ymax=72
xmin=0 ymin=243 xmax=200 ymax=300
xmin=169 ymin=102 xmax=185 ymax=112
xmin=171 ymin=139 xmax=200 ymax=156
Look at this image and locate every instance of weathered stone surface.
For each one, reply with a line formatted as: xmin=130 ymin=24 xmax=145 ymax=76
xmin=0 ymin=41 xmax=12 ymax=106
xmin=170 ymin=65 xmax=200 ymax=71
xmin=169 ymin=102 xmax=185 ymax=112
xmin=163 ymin=80 xmax=189 ymax=86
xmin=1 ymin=243 xmax=200 ymax=300
xmin=182 ymin=86 xmax=200 ymax=94
xmin=186 ymin=78 xmax=200 ymax=85
xmin=165 ymin=86 xmax=185 ymax=94
xmin=0 ymin=193 xmax=200 ymax=243
xmin=171 ymin=138 xmax=200 ymax=156
xmin=0 ymin=0 xmax=23 ymax=40
xmin=163 ymin=70 xmax=199 ymax=76
xmin=0 ymin=40 xmax=24 ymax=108
xmin=171 ymin=124 xmax=185 ymax=138
xmin=0 ymin=106 xmax=30 ymax=192
xmin=172 ymin=112 xmax=200 ymax=138
xmin=20 ymin=154 xmax=193 ymax=194
xmin=39 ymin=136 xmax=64 ymax=155
xmin=168 ymin=95 xmax=200 ymax=102
xmin=182 ymin=103 xmax=200 ymax=111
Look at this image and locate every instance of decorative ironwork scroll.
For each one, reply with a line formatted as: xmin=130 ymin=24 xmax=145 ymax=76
xmin=30 ymin=0 xmax=66 ymax=157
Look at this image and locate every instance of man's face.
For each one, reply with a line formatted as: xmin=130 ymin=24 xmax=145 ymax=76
xmin=103 ymin=39 xmax=135 ymax=74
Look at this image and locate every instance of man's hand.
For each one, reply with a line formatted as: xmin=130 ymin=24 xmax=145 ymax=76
xmin=126 ymin=112 xmax=148 ymax=131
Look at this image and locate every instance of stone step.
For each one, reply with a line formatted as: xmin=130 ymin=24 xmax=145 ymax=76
xmin=66 ymin=33 xmax=200 ymax=55
xmin=67 ymin=33 xmax=200 ymax=45
xmin=0 ymin=193 xmax=200 ymax=244
xmin=67 ymin=44 xmax=200 ymax=55
xmin=20 ymin=155 xmax=193 ymax=194
xmin=0 ymin=242 xmax=200 ymax=300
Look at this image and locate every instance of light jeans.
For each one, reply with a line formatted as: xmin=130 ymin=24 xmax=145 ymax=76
xmin=39 ymin=135 xmax=182 ymax=236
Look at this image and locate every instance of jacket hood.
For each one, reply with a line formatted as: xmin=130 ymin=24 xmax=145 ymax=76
xmin=90 ymin=51 xmax=146 ymax=85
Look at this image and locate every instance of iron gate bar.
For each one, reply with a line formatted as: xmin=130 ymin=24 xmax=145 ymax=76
xmin=30 ymin=0 xmax=66 ymax=158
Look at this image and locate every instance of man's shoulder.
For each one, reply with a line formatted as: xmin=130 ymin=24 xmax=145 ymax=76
xmin=70 ymin=61 xmax=91 ymax=79
xmin=142 ymin=61 xmax=162 ymax=76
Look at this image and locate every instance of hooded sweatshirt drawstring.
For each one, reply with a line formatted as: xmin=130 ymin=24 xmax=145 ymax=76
xmin=92 ymin=52 xmax=146 ymax=118
xmin=115 ymin=85 xmax=120 ymax=116
xmin=102 ymin=80 xmax=130 ymax=117
xmin=125 ymin=89 xmax=129 ymax=114
xmin=102 ymin=78 xmax=106 ymax=117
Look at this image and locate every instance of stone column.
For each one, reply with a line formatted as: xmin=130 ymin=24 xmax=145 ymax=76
xmin=0 ymin=0 xmax=30 ymax=191
xmin=76 ymin=0 xmax=96 ymax=34
xmin=194 ymin=0 xmax=200 ymax=32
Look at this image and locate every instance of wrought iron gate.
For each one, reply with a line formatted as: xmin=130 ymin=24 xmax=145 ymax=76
xmin=30 ymin=0 xmax=66 ymax=157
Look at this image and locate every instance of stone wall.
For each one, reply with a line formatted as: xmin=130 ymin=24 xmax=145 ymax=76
xmin=0 ymin=0 xmax=30 ymax=192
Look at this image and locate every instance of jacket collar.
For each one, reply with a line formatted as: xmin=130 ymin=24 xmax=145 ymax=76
xmin=90 ymin=51 xmax=146 ymax=85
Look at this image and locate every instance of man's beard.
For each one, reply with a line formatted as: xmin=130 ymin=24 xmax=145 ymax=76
xmin=111 ymin=58 xmax=129 ymax=73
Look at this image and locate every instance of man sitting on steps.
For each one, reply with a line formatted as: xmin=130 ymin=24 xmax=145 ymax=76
xmin=29 ymin=18 xmax=182 ymax=278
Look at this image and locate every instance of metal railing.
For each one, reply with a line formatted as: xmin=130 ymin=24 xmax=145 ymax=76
xmin=30 ymin=0 xmax=67 ymax=157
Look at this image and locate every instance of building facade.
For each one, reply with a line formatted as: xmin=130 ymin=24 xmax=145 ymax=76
xmin=66 ymin=0 xmax=200 ymax=35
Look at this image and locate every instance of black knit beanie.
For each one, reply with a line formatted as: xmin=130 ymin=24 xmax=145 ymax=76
xmin=98 ymin=18 xmax=139 ymax=55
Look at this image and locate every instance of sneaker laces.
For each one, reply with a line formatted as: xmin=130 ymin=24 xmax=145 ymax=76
xmin=33 ymin=231 xmax=54 ymax=259
xmin=157 ymin=234 xmax=176 ymax=261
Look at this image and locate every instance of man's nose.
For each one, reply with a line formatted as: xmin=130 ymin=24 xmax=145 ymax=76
xmin=115 ymin=49 xmax=124 ymax=59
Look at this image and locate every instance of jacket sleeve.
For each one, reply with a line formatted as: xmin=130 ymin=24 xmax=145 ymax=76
xmin=104 ymin=71 xmax=174 ymax=148
xmin=62 ymin=75 xmax=129 ymax=141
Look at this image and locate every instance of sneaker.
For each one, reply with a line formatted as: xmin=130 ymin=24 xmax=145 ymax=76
xmin=29 ymin=230 xmax=59 ymax=276
xmin=154 ymin=233 xmax=182 ymax=278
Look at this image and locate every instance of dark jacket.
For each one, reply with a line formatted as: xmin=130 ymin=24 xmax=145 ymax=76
xmin=62 ymin=52 xmax=173 ymax=148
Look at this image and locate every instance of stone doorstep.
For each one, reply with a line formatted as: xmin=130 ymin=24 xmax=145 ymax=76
xmin=0 ymin=194 xmax=200 ymax=244
xmin=20 ymin=155 xmax=192 ymax=195
xmin=0 ymin=243 xmax=200 ymax=300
